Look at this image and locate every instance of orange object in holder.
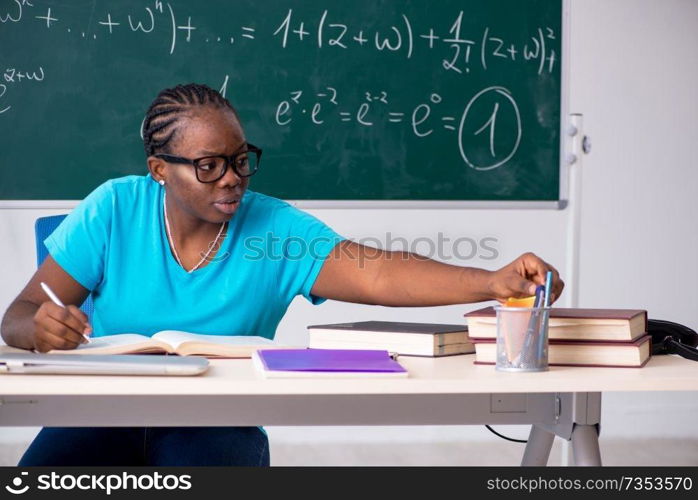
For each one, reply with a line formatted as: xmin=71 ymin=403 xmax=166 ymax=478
xmin=504 ymin=296 xmax=536 ymax=308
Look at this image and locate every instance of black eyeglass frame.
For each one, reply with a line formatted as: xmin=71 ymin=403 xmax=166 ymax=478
xmin=154 ymin=143 xmax=262 ymax=182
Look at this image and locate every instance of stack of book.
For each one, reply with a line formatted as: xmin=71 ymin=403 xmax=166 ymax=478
xmin=307 ymin=321 xmax=474 ymax=357
xmin=464 ymin=307 xmax=651 ymax=368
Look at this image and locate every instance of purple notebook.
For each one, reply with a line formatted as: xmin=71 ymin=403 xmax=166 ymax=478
xmin=254 ymin=349 xmax=407 ymax=374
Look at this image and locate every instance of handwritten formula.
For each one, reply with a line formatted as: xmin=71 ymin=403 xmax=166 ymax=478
xmin=1 ymin=0 xmax=561 ymax=175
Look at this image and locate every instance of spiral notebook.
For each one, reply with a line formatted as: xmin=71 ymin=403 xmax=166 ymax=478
xmin=252 ymin=349 xmax=408 ymax=378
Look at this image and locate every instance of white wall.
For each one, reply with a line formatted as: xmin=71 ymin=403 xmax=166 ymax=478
xmin=573 ymin=0 xmax=698 ymax=328
xmin=1 ymin=0 xmax=697 ymax=464
xmin=570 ymin=0 xmax=698 ymax=457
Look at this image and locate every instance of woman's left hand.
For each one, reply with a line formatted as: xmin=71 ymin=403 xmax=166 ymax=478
xmin=486 ymin=252 xmax=564 ymax=304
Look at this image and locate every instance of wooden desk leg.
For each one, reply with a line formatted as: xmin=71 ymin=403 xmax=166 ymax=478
xmin=521 ymin=424 xmax=555 ymax=466
xmin=571 ymin=423 xmax=602 ymax=466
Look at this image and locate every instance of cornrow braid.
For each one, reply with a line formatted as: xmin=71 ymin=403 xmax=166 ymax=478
xmin=142 ymin=83 xmax=240 ymax=157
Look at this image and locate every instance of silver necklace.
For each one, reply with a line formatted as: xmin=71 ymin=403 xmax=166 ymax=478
xmin=163 ymin=191 xmax=226 ymax=273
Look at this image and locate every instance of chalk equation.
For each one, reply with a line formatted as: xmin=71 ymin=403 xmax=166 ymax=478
xmin=1 ymin=1 xmax=557 ymax=75
xmin=1 ymin=1 xmax=559 ymax=175
xmin=275 ymin=86 xmax=522 ymax=171
xmin=0 ymin=65 xmax=44 ymax=115
xmin=274 ymin=9 xmax=556 ymax=76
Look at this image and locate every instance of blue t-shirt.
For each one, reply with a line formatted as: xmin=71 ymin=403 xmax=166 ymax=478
xmin=45 ymin=175 xmax=345 ymax=339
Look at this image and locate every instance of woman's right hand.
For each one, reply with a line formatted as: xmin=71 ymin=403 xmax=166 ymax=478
xmin=32 ymin=301 xmax=92 ymax=353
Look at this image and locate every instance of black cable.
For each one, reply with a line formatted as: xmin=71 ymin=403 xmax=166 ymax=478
xmin=485 ymin=425 xmax=527 ymax=443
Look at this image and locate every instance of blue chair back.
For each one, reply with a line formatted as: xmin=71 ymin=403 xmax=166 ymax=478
xmin=35 ymin=214 xmax=95 ymax=322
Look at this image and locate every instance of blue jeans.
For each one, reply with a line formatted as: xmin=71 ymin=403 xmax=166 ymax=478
xmin=18 ymin=427 xmax=269 ymax=466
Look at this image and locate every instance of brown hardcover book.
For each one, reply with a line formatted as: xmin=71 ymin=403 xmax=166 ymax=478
xmin=472 ymin=335 xmax=652 ymax=368
xmin=307 ymin=321 xmax=474 ymax=357
xmin=464 ymin=307 xmax=647 ymax=342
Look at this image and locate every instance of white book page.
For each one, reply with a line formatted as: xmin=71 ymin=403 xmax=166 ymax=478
xmin=472 ymin=318 xmax=623 ymax=327
xmin=74 ymin=334 xmax=152 ymax=351
xmin=472 ymin=319 xmax=497 ymax=325
xmin=152 ymin=331 xmax=275 ymax=350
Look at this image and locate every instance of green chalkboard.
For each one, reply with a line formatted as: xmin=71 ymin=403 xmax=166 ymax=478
xmin=0 ymin=0 xmax=564 ymax=202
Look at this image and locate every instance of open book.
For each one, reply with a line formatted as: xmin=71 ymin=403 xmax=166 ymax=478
xmin=47 ymin=331 xmax=284 ymax=358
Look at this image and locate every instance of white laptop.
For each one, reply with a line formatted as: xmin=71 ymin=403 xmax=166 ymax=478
xmin=0 ymin=352 xmax=209 ymax=376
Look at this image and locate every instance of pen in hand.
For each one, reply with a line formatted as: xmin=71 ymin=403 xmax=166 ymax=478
xmin=40 ymin=281 xmax=91 ymax=344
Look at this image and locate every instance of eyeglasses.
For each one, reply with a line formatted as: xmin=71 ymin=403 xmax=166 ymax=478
xmin=154 ymin=143 xmax=262 ymax=183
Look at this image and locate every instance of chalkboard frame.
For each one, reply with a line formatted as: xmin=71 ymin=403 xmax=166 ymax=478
xmin=0 ymin=0 xmax=571 ymax=210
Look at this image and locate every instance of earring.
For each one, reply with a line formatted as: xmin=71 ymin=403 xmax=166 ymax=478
xmin=159 ymin=180 xmax=165 ymax=186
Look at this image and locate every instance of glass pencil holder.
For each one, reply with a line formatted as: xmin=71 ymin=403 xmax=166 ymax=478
xmin=495 ymin=306 xmax=551 ymax=372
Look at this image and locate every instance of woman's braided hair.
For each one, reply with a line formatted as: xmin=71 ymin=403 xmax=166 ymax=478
xmin=142 ymin=83 xmax=239 ymax=157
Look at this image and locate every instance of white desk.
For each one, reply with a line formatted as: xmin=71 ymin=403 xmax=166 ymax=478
xmin=2 ymin=350 xmax=697 ymax=466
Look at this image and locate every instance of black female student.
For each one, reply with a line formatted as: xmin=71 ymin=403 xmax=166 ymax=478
xmin=1 ymin=83 xmax=563 ymax=466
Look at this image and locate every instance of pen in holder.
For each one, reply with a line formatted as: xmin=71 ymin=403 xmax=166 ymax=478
xmin=495 ymin=305 xmax=551 ymax=372
xmin=516 ymin=285 xmax=545 ymax=365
